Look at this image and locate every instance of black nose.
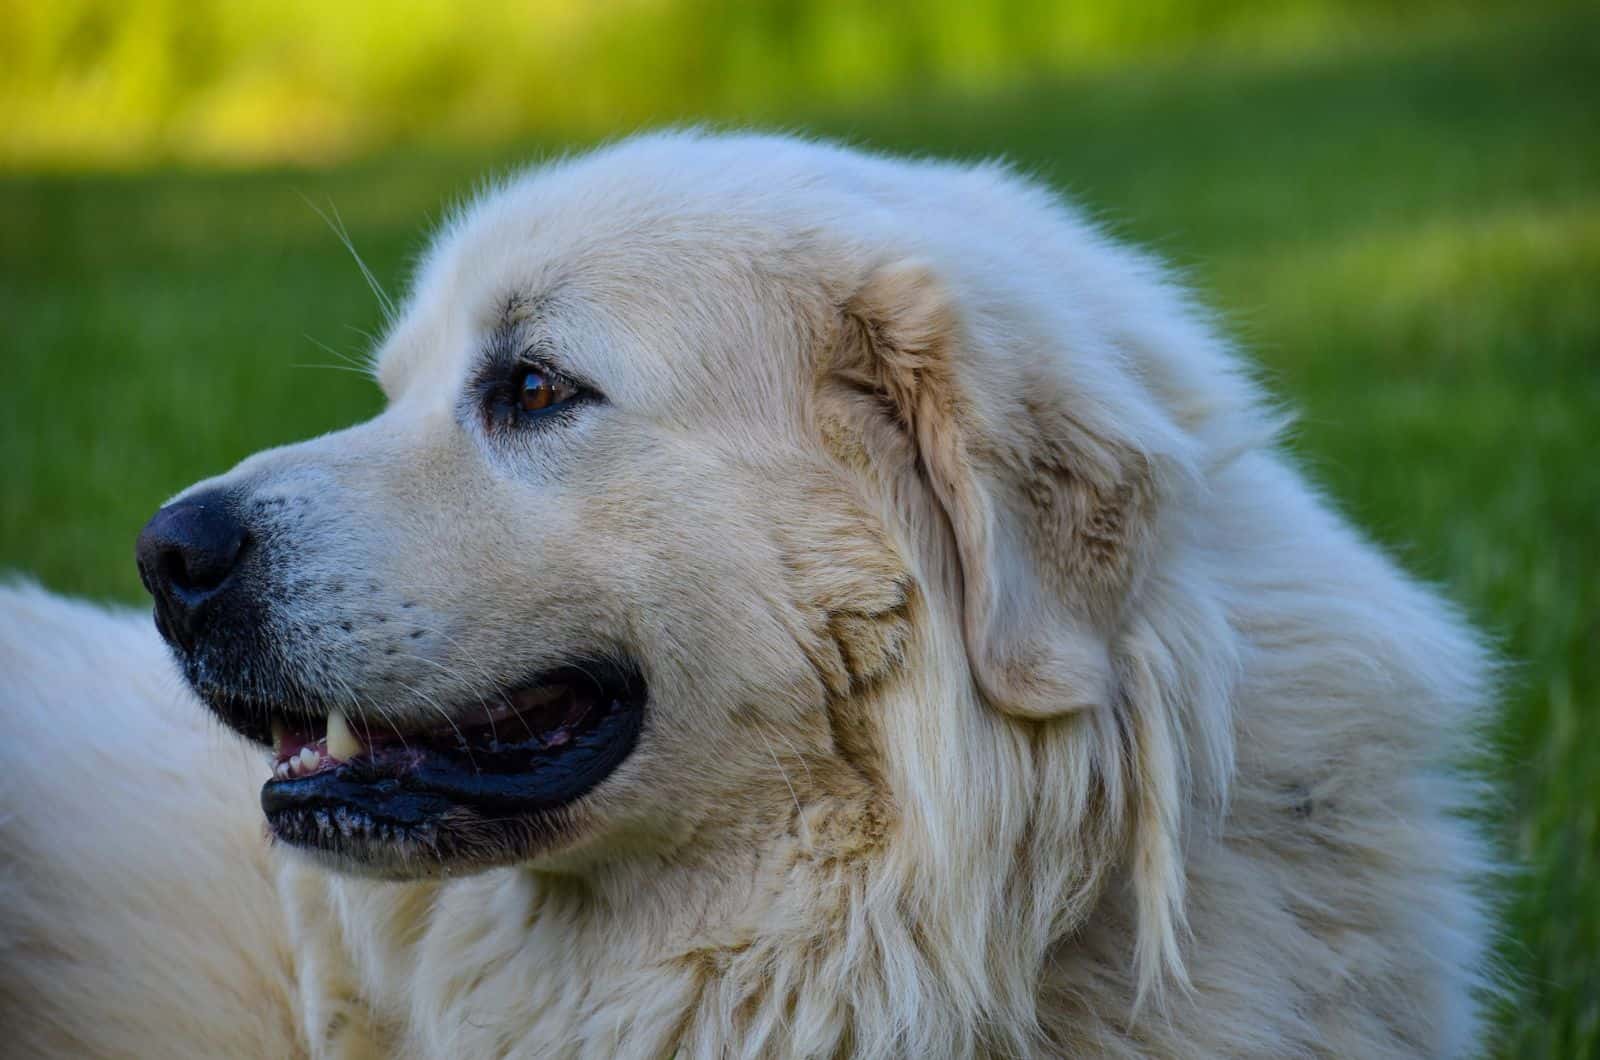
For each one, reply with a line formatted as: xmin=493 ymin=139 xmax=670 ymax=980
xmin=136 ymin=490 xmax=249 ymax=648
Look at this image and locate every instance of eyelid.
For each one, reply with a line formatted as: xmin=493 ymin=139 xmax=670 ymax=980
xmin=516 ymin=347 xmax=600 ymax=398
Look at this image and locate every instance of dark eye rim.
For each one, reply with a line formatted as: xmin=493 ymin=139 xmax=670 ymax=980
xmin=477 ymin=357 xmax=603 ymax=433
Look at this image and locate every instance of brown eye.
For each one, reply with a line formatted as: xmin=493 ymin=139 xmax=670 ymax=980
xmin=518 ymin=370 xmax=575 ymax=413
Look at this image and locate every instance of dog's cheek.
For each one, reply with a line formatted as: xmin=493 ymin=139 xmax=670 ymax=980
xmin=776 ymin=475 xmax=916 ymax=701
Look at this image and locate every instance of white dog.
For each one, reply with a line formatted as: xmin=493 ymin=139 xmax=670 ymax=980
xmin=0 ymin=131 xmax=1497 ymax=1057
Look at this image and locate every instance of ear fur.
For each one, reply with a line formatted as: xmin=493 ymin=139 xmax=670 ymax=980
xmin=835 ymin=259 xmax=1159 ymax=720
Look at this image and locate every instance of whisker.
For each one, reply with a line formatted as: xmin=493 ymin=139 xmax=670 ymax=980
xmin=755 ymin=722 xmax=803 ymax=820
xmin=303 ymin=332 xmax=370 ymax=369
xmin=289 ymin=362 xmax=376 ymax=376
xmin=299 ymin=192 xmax=396 ymax=325
xmin=385 ymin=649 xmax=509 ymax=746
xmin=391 ymin=677 xmax=480 ymax=775
xmin=325 ymin=668 xmax=411 ymax=756
xmin=389 ymin=620 xmax=536 ymax=739
xmin=344 ymin=324 xmax=382 ymax=348
xmin=766 ymin=725 xmax=814 ymax=788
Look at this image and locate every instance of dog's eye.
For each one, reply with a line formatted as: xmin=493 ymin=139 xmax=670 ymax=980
xmin=476 ymin=359 xmax=598 ymax=434
xmin=518 ymin=370 xmax=578 ymax=414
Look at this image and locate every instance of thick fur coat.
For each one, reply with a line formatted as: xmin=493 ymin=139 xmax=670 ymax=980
xmin=0 ymin=132 xmax=1496 ymax=1057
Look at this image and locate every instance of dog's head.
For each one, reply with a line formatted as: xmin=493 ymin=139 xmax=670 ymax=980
xmin=137 ymin=134 xmax=1233 ymax=891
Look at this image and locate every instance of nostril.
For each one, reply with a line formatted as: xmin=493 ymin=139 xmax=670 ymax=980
xmin=160 ymin=530 xmax=247 ymax=593
xmin=158 ymin=546 xmax=193 ymax=590
xmin=136 ymin=490 xmax=250 ymax=610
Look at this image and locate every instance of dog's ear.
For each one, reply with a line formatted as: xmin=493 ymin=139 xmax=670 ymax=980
xmin=833 ymin=259 xmax=1159 ymax=719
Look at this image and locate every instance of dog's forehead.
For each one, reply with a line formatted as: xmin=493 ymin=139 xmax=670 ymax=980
xmin=374 ymin=165 xmax=821 ymax=410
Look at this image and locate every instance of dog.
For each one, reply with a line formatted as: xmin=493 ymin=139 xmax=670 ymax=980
xmin=0 ymin=131 xmax=1497 ymax=1057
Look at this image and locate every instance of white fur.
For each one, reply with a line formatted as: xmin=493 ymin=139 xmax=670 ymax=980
xmin=0 ymin=132 xmax=1498 ymax=1057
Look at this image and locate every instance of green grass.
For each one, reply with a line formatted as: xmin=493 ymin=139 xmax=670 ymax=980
xmin=1 ymin=8 xmax=1596 ymax=1055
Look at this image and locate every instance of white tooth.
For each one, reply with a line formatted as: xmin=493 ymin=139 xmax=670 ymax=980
xmin=271 ymin=718 xmax=289 ymax=756
xmin=298 ymin=747 xmax=319 ymax=772
xmin=274 ymin=761 xmax=289 ymax=779
xmin=325 ymin=709 xmax=364 ymax=761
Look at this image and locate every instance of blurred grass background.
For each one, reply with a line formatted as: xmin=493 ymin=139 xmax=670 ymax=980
xmin=1 ymin=1 xmax=1596 ymax=1054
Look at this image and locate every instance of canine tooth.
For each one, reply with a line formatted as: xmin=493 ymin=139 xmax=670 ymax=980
xmin=326 ymin=709 xmax=364 ymax=761
xmin=298 ymin=747 xmax=319 ymax=772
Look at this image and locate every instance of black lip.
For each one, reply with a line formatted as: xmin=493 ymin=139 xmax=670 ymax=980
xmin=259 ymin=659 xmax=646 ymax=856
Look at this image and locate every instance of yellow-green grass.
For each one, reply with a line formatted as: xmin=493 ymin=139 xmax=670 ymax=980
xmin=1 ymin=8 xmax=1595 ymax=1055
xmin=2 ymin=0 xmax=1568 ymax=167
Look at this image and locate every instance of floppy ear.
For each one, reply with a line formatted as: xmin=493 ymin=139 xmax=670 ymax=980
xmin=834 ymin=259 xmax=1159 ymax=719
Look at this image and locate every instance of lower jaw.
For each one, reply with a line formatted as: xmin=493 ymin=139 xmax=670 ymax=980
xmin=265 ymin=799 xmax=571 ymax=879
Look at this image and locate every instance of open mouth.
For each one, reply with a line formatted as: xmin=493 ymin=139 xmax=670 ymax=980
xmin=210 ymin=661 xmax=646 ymax=873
